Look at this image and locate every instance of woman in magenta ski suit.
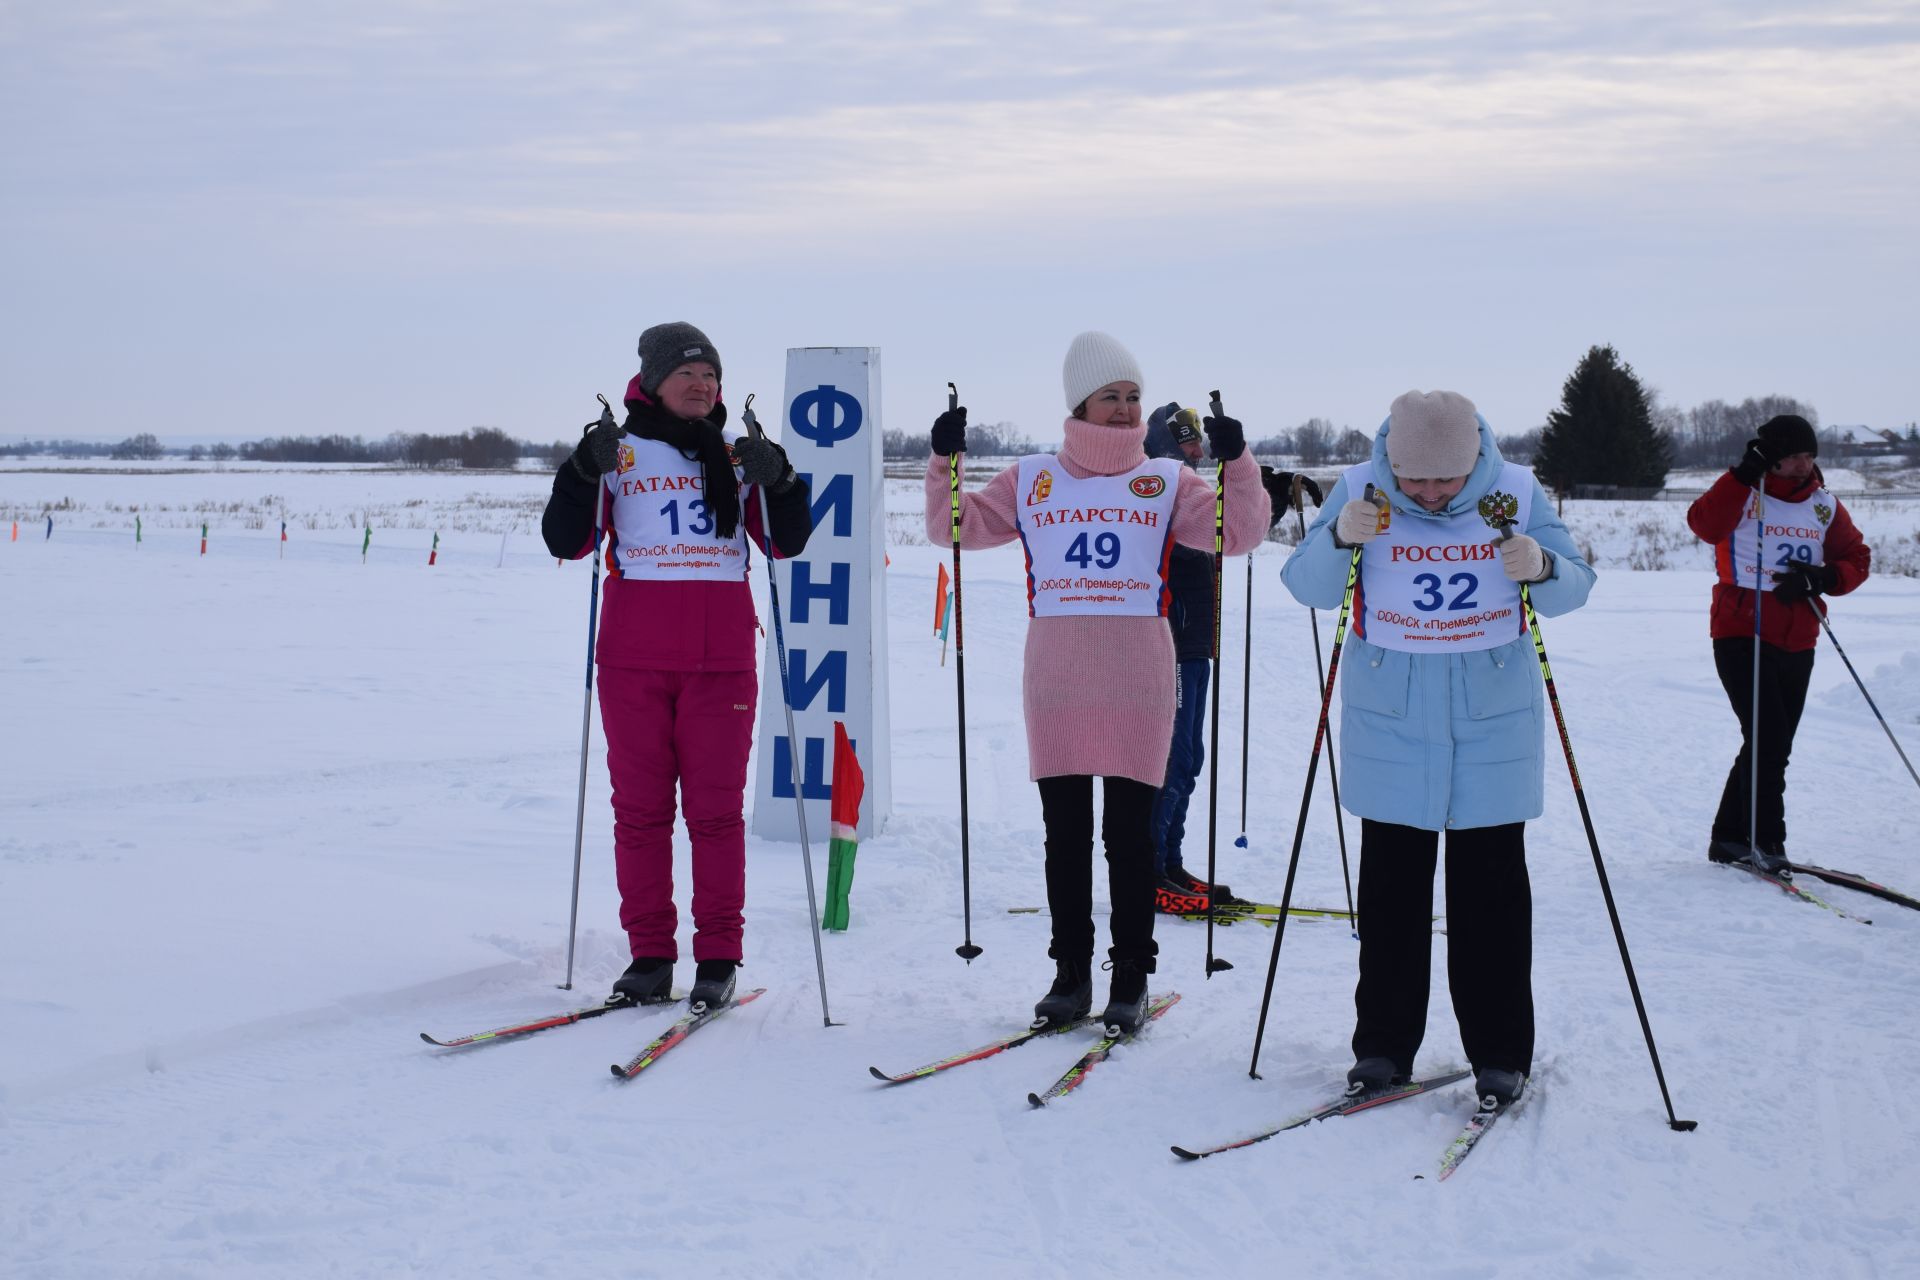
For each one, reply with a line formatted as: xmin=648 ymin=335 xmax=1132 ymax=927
xmin=543 ymin=323 xmax=814 ymax=1009
xmin=924 ymin=331 xmax=1270 ymax=1032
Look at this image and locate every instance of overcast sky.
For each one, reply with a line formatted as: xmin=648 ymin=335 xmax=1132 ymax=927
xmin=3 ymin=2 xmax=1916 ymax=446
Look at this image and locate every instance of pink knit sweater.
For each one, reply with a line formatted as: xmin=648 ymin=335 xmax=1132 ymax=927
xmin=924 ymin=417 xmax=1271 ymax=786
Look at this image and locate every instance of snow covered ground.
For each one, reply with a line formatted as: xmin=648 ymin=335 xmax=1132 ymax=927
xmin=4 ymin=463 xmax=1920 ymax=1278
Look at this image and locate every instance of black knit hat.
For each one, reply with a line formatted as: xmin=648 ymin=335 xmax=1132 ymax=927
xmin=1758 ymin=414 xmax=1818 ymax=459
xmin=636 ymin=321 xmax=721 ymax=396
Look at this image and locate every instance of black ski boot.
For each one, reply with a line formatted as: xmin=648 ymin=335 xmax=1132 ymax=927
xmin=1099 ymin=959 xmax=1150 ymax=1035
xmin=1031 ymin=959 xmax=1092 ymax=1030
xmin=1345 ymin=1055 xmax=1401 ymax=1098
xmin=1173 ymin=868 xmax=1240 ymax=904
xmin=1707 ymin=838 xmax=1747 ymax=865
xmin=611 ymin=956 xmax=674 ymax=1005
xmin=1474 ymin=1067 xmax=1526 ymax=1107
xmin=688 ymin=959 xmax=738 ymax=1010
xmin=1711 ymin=838 xmax=1790 ymax=878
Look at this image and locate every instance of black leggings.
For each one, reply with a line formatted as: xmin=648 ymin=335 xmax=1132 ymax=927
xmin=1711 ymin=637 xmax=1816 ymax=848
xmin=1352 ymin=819 xmax=1533 ymax=1076
xmin=1037 ymin=775 xmax=1159 ymax=972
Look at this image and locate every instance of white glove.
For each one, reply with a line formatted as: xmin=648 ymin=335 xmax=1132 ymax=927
xmin=1334 ymin=497 xmax=1384 ymax=546
xmin=1495 ymin=532 xmax=1549 ymax=583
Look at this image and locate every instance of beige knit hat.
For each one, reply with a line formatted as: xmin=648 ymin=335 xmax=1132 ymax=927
xmin=1062 ymin=331 xmax=1144 ymax=413
xmin=1385 ymin=390 xmax=1482 ymax=478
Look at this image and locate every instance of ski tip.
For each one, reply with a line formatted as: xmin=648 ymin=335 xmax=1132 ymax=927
xmin=609 ymin=1064 xmax=629 ymax=1079
xmin=867 ymin=1066 xmax=897 ymax=1083
xmin=1027 ymin=1092 xmax=1047 ymax=1109
xmin=1170 ymin=1145 xmax=1203 ymax=1161
xmin=1671 ymin=1118 xmax=1700 ymax=1132
xmin=418 ymin=1032 xmax=440 ymax=1045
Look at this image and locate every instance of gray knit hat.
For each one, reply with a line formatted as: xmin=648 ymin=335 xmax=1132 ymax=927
xmin=636 ymin=321 xmax=721 ymax=396
xmin=1062 ymin=331 xmax=1144 ymax=414
xmin=1385 ymin=390 xmax=1482 ymax=478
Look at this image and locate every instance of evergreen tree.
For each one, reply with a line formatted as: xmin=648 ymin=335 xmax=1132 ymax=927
xmin=1533 ymin=345 xmax=1672 ymax=490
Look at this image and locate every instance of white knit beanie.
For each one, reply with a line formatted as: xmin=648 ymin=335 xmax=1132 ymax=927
xmin=1385 ymin=390 xmax=1482 ymax=478
xmin=1062 ymin=331 xmax=1145 ymax=414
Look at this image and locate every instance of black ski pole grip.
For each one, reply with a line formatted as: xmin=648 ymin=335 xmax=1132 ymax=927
xmin=949 ymin=382 xmax=959 ymax=412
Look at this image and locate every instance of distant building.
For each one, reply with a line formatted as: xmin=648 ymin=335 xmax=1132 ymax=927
xmin=1822 ymin=424 xmax=1903 ymax=457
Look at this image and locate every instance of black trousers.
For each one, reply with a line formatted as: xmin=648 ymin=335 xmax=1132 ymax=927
xmin=1352 ymin=819 xmax=1533 ymax=1076
xmin=1711 ymin=637 xmax=1816 ymax=849
xmin=1037 ymin=775 xmax=1159 ymax=972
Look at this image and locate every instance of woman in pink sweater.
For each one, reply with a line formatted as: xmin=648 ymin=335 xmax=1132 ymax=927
xmin=923 ymin=331 xmax=1270 ymax=1031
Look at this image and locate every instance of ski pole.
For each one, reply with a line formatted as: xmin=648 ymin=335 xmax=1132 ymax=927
xmin=1501 ymin=523 xmax=1697 ymax=1132
xmin=1814 ymin=609 xmax=1920 ymax=791
xmin=1235 ymin=495 xmax=1254 ymax=854
xmin=1201 ymin=391 xmax=1231 ymax=977
xmin=1749 ymin=482 xmax=1765 ymax=860
xmin=561 ymin=394 xmax=613 ymax=991
xmin=948 ymin=382 xmax=983 ymax=963
xmin=1249 ymin=483 xmax=1377 ymax=1077
xmin=743 ymin=395 xmax=838 ymax=1027
xmin=1293 ymin=472 xmax=1355 ymax=927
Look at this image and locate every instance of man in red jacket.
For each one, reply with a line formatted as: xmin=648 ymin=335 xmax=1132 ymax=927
xmin=1687 ymin=414 xmax=1872 ymax=875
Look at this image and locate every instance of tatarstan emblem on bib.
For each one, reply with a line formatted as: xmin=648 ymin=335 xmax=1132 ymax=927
xmin=1027 ymin=469 xmax=1054 ymax=506
xmin=1477 ymin=491 xmax=1518 ymax=529
xmin=616 ymin=441 xmax=636 ymax=475
xmin=1129 ymin=475 xmax=1166 ymax=499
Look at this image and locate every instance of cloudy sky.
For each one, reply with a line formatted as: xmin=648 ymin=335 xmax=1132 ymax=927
xmin=3 ymin=1 xmax=1916 ymax=446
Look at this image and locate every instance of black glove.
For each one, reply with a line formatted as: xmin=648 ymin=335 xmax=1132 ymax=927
xmin=1771 ymin=562 xmax=1836 ymax=604
xmin=1260 ymin=466 xmax=1322 ymax=514
xmin=569 ymin=406 xmax=624 ymax=482
xmin=931 ymin=406 xmax=967 ymax=456
xmin=1203 ymin=411 xmax=1245 ymax=462
xmin=733 ymin=434 xmax=795 ymax=491
xmin=1732 ymin=436 xmax=1782 ymax=487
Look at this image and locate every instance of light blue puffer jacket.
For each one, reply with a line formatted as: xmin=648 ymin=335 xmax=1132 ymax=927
xmin=1279 ymin=417 xmax=1595 ymax=832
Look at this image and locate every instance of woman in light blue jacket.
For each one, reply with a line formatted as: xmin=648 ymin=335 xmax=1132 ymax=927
xmin=1280 ymin=390 xmax=1594 ymax=1109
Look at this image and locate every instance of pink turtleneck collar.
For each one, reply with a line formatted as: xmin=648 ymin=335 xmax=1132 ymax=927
xmin=1057 ymin=416 xmax=1148 ymax=477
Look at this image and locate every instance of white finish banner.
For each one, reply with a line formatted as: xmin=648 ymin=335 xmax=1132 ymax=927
xmin=751 ymin=347 xmax=892 ymax=841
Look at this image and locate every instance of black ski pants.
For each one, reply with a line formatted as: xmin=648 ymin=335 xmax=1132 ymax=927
xmin=1037 ymin=775 xmax=1159 ymax=973
xmin=1352 ymin=819 xmax=1533 ymax=1077
xmin=1711 ymin=637 xmax=1816 ymax=850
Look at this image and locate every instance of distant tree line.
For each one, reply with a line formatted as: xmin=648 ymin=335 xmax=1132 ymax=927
xmin=0 ymin=428 xmax=568 ymax=468
xmin=1247 ymin=419 xmax=1374 ymax=467
xmin=882 ymin=421 xmax=1042 ymax=458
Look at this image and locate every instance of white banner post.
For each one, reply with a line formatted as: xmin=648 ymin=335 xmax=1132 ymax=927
xmin=751 ymin=347 xmax=892 ymax=842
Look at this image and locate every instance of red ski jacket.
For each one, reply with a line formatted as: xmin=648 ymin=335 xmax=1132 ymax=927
xmin=1686 ymin=467 xmax=1871 ymax=651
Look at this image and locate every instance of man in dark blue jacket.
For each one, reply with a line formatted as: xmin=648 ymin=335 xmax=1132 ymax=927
xmin=1145 ymin=404 xmax=1319 ymax=911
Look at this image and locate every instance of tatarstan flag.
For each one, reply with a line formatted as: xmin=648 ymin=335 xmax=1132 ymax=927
xmin=934 ymin=562 xmax=951 ymax=635
xmin=822 ymin=721 xmax=864 ymax=932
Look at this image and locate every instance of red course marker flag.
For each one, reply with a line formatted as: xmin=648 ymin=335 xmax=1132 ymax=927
xmin=822 ymin=722 xmax=865 ymax=931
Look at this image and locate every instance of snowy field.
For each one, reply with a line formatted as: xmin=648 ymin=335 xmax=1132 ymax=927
xmin=4 ymin=463 xmax=1920 ymax=1278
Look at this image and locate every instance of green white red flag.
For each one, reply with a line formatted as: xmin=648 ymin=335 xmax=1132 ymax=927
xmin=822 ymin=721 xmax=864 ymax=931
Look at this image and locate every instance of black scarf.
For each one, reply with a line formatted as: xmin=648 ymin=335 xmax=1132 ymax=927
xmin=623 ymin=396 xmax=741 ymax=539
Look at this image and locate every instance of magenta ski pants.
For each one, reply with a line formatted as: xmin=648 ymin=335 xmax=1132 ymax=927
xmin=597 ymin=665 xmax=757 ymax=963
